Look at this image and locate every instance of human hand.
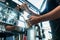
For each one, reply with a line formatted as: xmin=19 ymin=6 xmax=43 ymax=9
xmin=19 ymin=3 xmax=29 ymax=11
xmin=6 ymin=25 xmax=15 ymax=31
xmin=28 ymin=16 xmax=41 ymax=25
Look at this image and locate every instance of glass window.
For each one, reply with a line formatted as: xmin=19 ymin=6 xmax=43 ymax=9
xmin=27 ymin=0 xmax=44 ymax=9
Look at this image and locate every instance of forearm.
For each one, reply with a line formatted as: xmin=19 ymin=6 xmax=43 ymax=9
xmin=39 ymin=5 xmax=60 ymax=21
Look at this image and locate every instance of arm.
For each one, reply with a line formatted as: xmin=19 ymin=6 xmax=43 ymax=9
xmin=39 ymin=5 xmax=60 ymax=21
xmin=20 ymin=3 xmax=60 ymax=25
xmin=28 ymin=5 xmax=60 ymax=25
xmin=20 ymin=3 xmax=40 ymax=16
xmin=20 ymin=3 xmax=60 ymax=21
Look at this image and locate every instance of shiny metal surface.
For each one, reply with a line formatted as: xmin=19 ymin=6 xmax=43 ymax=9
xmin=0 ymin=2 xmax=19 ymax=26
xmin=0 ymin=2 xmax=32 ymax=33
xmin=0 ymin=2 xmax=26 ymax=33
xmin=0 ymin=2 xmax=37 ymax=40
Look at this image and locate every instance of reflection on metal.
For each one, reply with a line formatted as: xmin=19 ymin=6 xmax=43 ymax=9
xmin=0 ymin=2 xmax=26 ymax=38
xmin=0 ymin=1 xmax=44 ymax=40
xmin=13 ymin=0 xmax=40 ymax=13
xmin=18 ymin=0 xmax=47 ymax=13
xmin=27 ymin=26 xmax=36 ymax=40
xmin=0 ymin=2 xmax=19 ymax=26
xmin=35 ymin=24 xmax=42 ymax=40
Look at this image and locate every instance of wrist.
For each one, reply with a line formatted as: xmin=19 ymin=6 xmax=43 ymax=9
xmin=38 ymin=16 xmax=43 ymax=22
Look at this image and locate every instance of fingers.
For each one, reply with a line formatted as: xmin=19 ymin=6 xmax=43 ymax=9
xmin=26 ymin=16 xmax=35 ymax=26
xmin=26 ymin=20 xmax=32 ymax=27
xmin=29 ymin=16 xmax=36 ymax=21
xmin=29 ymin=16 xmax=34 ymax=19
xmin=15 ymin=3 xmax=28 ymax=11
xmin=28 ymin=16 xmax=40 ymax=25
xmin=27 ymin=18 xmax=34 ymax=26
xmin=6 ymin=25 xmax=15 ymax=31
xmin=16 ymin=4 xmax=23 ymax=8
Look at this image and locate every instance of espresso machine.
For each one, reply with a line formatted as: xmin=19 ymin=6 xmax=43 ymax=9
xmin=0 ymin=1 xmax=25 ymax=40
xmin=0 ymin=0 xmax=43 ymax=40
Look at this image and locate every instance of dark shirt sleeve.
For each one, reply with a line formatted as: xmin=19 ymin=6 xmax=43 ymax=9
xmin=56 ymin=0 xmax=60 ymax=5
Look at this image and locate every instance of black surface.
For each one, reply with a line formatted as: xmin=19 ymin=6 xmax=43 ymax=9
xmin=0 ymin=31 xmax=15 ymax=38
xmin=6 ymin=0 xmax=17 ymax=8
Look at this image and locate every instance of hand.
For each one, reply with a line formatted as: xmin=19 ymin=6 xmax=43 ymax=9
xmin=15 ymin=5 xmax=20 ymax=10
xmin=28 ymin=16 xmax=41 ymax=25
xmin=19 ymin=3 xmax=29 ymax=11
xmin=6 ymin=25 xmax=15 ymax=31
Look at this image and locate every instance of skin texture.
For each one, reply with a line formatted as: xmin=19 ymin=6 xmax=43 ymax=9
xmin=20 ymin=3 xmax=60 ymax=25
xmin=29 ymin=6 xmax=60 ymax=25
xmin=6 ymin=25 xmax=15 ymax=31
xmin=6 ymin=3 xmax=60 ymax=30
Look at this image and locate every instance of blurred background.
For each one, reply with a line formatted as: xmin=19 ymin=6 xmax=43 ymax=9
xmin=0 ymin=0 xmax=52 ymax=40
